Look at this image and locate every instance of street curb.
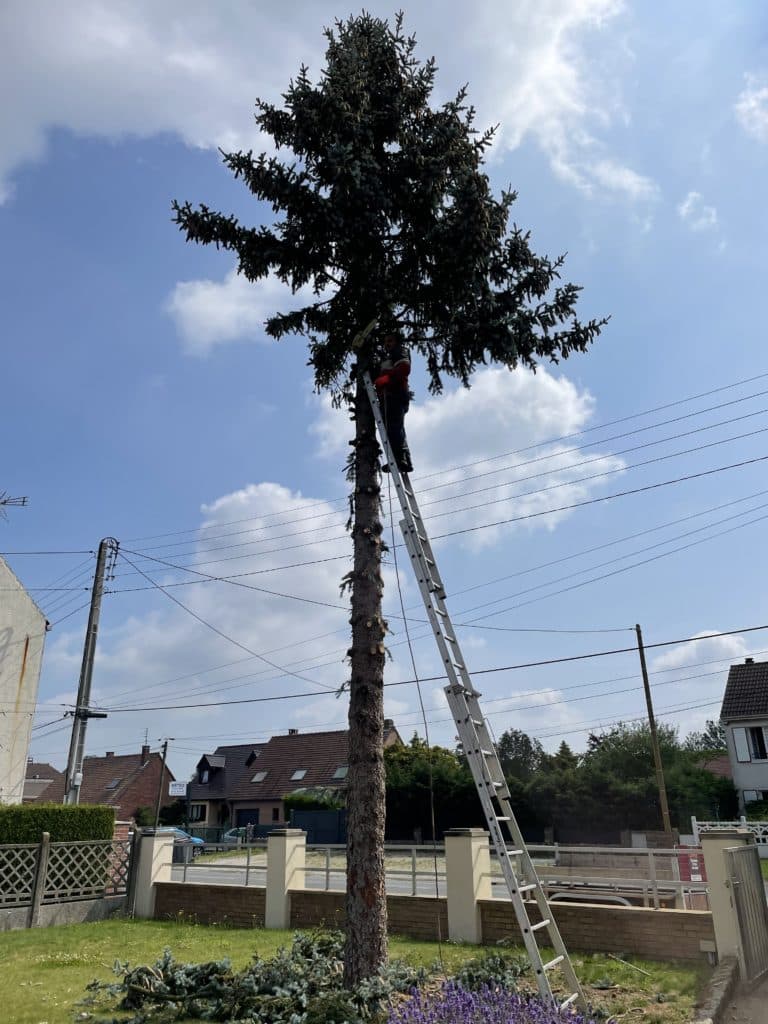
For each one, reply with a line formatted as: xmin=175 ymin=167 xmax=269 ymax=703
xmin=694 ymin=957 xmax=739 ymax=1023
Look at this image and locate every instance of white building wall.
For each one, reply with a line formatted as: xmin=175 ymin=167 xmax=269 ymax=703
xmin=724 ymin=720 xmax=768 ymax=808
xmin=0 ymin=556 xmax=47 ymax=804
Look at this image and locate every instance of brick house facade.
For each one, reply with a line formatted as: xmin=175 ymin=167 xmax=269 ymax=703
xmin=187 ymin=722 xmax=401 ymax=829
xmin=76 ymin=745 xmax=176 ymax=821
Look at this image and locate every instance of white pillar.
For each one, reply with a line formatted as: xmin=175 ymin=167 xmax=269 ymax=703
xmin=132 ymin=832 xmax=174 ymax=919
xmin=700 ymin=828 xmax=754 ymax=960
xmin=444 ymin=827 xmax=491 ymax=944
xmin=265 ymin=828 xmax=306 ymax=929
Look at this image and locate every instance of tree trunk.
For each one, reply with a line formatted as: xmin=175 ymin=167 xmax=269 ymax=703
xmin=343 ymin=373 xmax=388 ymax=986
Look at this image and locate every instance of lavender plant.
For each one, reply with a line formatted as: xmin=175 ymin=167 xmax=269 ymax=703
xmin=388 ymin=982 xmax=600 ymax=1024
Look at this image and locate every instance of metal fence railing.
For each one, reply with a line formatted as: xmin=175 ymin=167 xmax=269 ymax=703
xmin=166 ymin=841 xmax=709 ymax=910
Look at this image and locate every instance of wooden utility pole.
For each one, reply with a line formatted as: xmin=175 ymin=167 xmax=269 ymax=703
xmin=63 ymin=538 xmax=118 ymax=804
xmin=635 ymin=623 xmax=673 ymax=834
xmin=154 ymin=738 xmax=173 ymax=827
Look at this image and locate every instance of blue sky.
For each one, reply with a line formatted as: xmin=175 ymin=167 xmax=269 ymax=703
xmin=2 ymin=1 xmax=768 ymax=787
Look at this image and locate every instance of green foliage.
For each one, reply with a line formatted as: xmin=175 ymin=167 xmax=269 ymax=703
xmin=526 ymin=722 xmax=737 ymax=833
xmin=496 ymin=729 xmax=545 ymax=782
xmin=284 ymin=790 xmax=344 ymax=813
xmin=451 ymin=951 xmax=528 ymax=991
xmin=133 ymin=806 xmax=155 ymax=827
xmin=83 ymin=930 xmax=425 ymax=1023
xmin=385 ymin=738 xmax=483 ymax=838
xmin=682 ymin=720 xmax=727 ymax=754
xmin=745 ymin=799 xmax=768 ymax=821
xmin=173 ymin=12 xmax=605 ymax=402
xmin=0 ymin=803 xmax=114 ymax=844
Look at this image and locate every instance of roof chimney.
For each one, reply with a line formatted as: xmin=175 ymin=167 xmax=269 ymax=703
xmin=140 ymin=744 xmax=150 ymax=763
xmin=746 ymin=657 xmax=755 ymax=665
xmin=105 ymin=751 xmax=115 ymax=758
xmin=288 ymin=728 xmax=298 ymax=736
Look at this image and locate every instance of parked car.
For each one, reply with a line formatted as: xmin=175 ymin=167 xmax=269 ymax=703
xmin=222 ymin=827 xmax=247 ymax=845
xmin=148 ymin=827 xmax=205 ymax=856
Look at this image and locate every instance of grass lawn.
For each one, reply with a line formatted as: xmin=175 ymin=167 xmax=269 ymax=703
xmin=0 ymin=918 xmax=708 ymax=1024
xmin=761 ymin=858 xmax=768 ymax=880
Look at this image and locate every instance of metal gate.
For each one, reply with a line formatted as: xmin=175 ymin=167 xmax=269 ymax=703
xmin=726 ymin=844 xmax=768 ymax=984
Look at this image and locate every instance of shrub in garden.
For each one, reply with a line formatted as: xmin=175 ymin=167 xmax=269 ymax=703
xmin=82 ymin=931 xmax=425 ymax=1023
xmin=387 ymin=983 xmax=600 ymax=1024
xmin=0 ymin=803 xmax=114 ymax=843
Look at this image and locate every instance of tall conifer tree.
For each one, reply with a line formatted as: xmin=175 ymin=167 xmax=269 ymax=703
xmin=173 ymin=13 xmax=605 ymax=983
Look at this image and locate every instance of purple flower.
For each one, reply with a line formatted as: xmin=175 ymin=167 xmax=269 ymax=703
xmin=387 ymin=982 xmax=599 ymax=1024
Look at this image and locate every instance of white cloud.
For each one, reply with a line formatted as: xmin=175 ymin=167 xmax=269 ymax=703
xmin=735 ymin=73 xmax=768 ymax=144
xmin=650 ymin=632 xmax=748 ymax=674
xmin=677 ymin=191 xmax=718 ymax=232
xmin=166 ymin=268 xmax=331 ymax=354
xmin=0 ymin=0 xmax=650 ymax=204
xmin=590 ymin=159 xmax=658 ymax=201
xmin=313 ymin=366 xmax=626 ymax=549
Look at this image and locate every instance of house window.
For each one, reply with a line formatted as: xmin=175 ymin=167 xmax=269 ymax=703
xmin=252 ymin=771 xmax=268 ymax=783
xmin=733 ymin=728 xmax=751 ymax=762
xmin=744 ymin=790 xmax=761 ymax=804
xmin=291 ymin=769 xmax=307 ymax=780
xmin=189 ymin=804 xmax=206 ymax=822
xmin=332 ymin=765 xmax=348 ymax=780
xmin=749 ymin=727 xmax=767 ymax=760
xmin=199 ymin=769 xmax=209 ymax=784
xmin=272 ymin=807 xmax=280 ymax=822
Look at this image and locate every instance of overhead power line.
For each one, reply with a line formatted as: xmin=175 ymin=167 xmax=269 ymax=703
xmin=122 ymin=367 xmax=768 ymax=543
xmin=116 ymin=551 xmax=339 ymax=693
xmin=88 ymin=619 xmax=768 ymax=714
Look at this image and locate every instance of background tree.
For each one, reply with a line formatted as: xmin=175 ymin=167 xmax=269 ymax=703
xmin=683 ymin=719 xmax=727 ymax=754
xmin=496 ymin=728 xmax=545 ymax=781
xmin=173 ymin=13 xmax=605 ymax=983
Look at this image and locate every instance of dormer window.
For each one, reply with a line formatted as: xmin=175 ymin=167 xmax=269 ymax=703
xmin=291 ymin=769 xmax=307 ymax=781
xmin=332 ymin=765 xmax=348 ymax=780
xmin=252 ymin=771 xmax=268 ymax=783
xmin=199 ymin=769 xmax=209 ymax=784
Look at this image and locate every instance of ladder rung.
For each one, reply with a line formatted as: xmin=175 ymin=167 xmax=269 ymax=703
xmin=543 ymin=955 xmax=564 ymax=972
xmin=481 ymin=749 xmax=493 ymax=756
xmin=518 ymin=883 xmax=537 ymax=894
xmin=560 ymin=993 xmax=579 ymax=1010
xmin=495 ymin=816 xmax=511 ymax=822
xmin=529 ymin=918 xmax=550 ymax=933
xmin=505 ymin=848 xmax=523 ymax=857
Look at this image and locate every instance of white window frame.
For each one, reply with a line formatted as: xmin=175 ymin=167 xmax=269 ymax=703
xmin=291 ymin=768 xmax=307 ymax=780
xmin=251 ymin=771 xmax=268 ymax=783
xmin=749 ymin=726 xmax=768 ymax=761
xmin=733 ymin=727 xmax=751 ymax=763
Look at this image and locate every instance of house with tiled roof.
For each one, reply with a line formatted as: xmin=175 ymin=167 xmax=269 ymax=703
xmin=76 ymin=745 xmax=175 ymax=821
xmin=721 ymin=658 xmax=768 ymax=810
xmin=188 ymin=722 xmax=401 ymax=829
xmin=23 ymin=761 xmax=66 ymax=803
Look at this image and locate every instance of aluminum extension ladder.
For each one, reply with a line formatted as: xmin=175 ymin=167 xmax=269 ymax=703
xmin=363 ymin=372 xmax=585 ymax=1013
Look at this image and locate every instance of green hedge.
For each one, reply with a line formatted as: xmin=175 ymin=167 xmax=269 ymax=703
xmin=0 ymin=803 xmax=115 ymax=843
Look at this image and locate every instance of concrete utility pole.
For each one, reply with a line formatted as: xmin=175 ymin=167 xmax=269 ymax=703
xmin=635 ymin=623 xmax=673 ymax=835
xmin=64 ymin=538 xmax=119 ymax=804
xmin=154 ymin=738 xmax=173 ymax=827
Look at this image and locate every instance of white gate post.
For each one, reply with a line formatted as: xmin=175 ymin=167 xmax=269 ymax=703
xmin=700 ymin=828 xmax=753 ymax=960
xmin=132 ymin=832 xmax=174 ymax=918
xmin=444 ymin=828 xmax=491 ymax=943
xmin=265 ymin=829 xmax=305 ymax=929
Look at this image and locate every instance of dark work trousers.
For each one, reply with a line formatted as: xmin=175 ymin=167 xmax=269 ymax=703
xmin=380 ymin=389 xmax=412 ymax=471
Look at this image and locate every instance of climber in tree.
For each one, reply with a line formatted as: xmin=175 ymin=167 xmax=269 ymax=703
xmin=374 ymin=331 xmax=413 ymax=474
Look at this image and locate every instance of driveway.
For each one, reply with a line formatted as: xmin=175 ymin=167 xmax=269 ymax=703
xmin=722 ymin=976 xmax=768 ymax=1023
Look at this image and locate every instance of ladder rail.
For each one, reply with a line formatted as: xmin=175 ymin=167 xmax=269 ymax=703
xmin=362 ymin=372 xmax=585 ymax=1011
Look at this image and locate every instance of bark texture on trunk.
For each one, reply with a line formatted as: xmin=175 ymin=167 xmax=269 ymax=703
xmin=343 ymin=374 xmax=388 ymax=986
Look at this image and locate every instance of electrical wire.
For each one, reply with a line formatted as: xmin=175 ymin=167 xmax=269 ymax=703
xmin=116 ymin=551 xmax=340 ymax=693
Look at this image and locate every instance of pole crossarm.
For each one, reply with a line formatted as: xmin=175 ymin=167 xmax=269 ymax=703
xmin=363 ymin=372 xmax=585 ymax=1011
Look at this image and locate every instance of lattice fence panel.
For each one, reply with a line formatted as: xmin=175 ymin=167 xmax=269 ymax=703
xmin=0 ymin=844 xmax=38 ymax=907
xmin=43 ymin=840 xmax=131 ymax=902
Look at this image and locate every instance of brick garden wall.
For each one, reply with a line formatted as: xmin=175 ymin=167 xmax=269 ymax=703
xmin=155 ymin=882 xmax=265 ymax=927
xmin=152 ymin=882 xmax=713 ymax=960
xmin=480 ymin=899 xmax=714 ymax=961
xmin=289 ymin=890 xmax=448 ymax=942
